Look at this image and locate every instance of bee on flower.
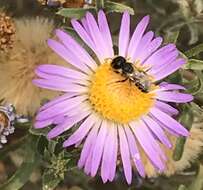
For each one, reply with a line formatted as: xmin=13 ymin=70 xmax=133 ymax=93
xmin=33 ymin=10 xmax=193 ymax=184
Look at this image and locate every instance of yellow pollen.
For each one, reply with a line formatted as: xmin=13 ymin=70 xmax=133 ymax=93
xmin=88 ymin=62 xmax=156 ymax=124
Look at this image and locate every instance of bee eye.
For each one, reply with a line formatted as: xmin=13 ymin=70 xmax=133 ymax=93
xmin=111 ymin=56 xmax=126 ymax=69
xmin=123 ymin=62 xmax=134 ymax=73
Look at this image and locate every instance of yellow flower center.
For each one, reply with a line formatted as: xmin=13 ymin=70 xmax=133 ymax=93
xmin=88 ymin=61 xmax=156 ymax=124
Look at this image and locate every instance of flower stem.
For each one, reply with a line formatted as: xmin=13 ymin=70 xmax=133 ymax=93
xmin=96 ymin=0 xmax=105 ymax=10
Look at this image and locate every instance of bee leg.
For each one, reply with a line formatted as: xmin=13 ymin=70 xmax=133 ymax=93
xmin=115 ymin=77 xmax=128 ymax=83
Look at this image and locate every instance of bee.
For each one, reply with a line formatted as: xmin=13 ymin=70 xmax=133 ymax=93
xmin=111 ymin=56 xmax=152 ymax=93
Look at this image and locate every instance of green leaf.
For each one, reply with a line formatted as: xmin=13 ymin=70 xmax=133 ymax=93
xmin=105 ymin=1 xmax=134 ymax=15
xmin=190 ymin=102 xmax=203 ymax=116
xmin=0 ymin=135 xmax=40 ymax=190
xmin=56 ymin=7 xmax=96 ymax=19
xmin=164 ymin=30 xmax=180 ymax=43
xmin=183 ymin=59 xmax=203 ymax=70
xmin=173 ymin=105 xmax=194 ymax=161
xmin=186 ymin=71 xmax=203 ymax=95
xmin=185 ymin=43 xmax=203 ymax=58
xmin=29 ymin=126 xmax=50 ymax=136
xmin=42 ymin=172 xmax=61 ymax=190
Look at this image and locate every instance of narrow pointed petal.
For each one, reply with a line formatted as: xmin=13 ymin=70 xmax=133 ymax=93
xmin=86 ymin=12 xmax=110 ymax=59
xmin=48 ymin=111 xmax=91 ymax=139
xmin=91 ymin=120 xmax=108 ymax=177
xmin=101 ymin=124 xmax=116 ymax=182
xmin=84 ymin=146 xmax=93 ymax=175
xmin=139 ymin=37 xmax=163 ymax=63
xmin=156 ymin=83 xmax=186 ymax=91
xmin=148 ymin=50 xmax=179 ymax=74
xmin=142 ymin=115 xmax=172 ymax=148
xmin=78 ymin=122 xmax=100 ymax=168
xmin=98 ymin=10 xmax=114 ymax=57
xmin=39 ymin=93 xmax=77 ymax=111
xmin=36 ymin=95 xmax=87 ymax=121
xmin=156 ymin=91 xmax=193 ymax=103
xmin=35 ymin=70 xmax=89 ymax=86
xmin=150 ymin=107 xmax=189 ymax=136
xmin=153 ymin=58 xmax=185 ymax=81
xmin=124 ymin=126 xmax=146 ymax=177
xmin=139 ymin=120 xmax=167 ymax=161
xmin=34 ymin=118 xmax=53 ymax=129
xmin=55 ymin=29 xmax=97 ymax=71
xmin=128 ymin=16 xmax=150 ymax=59
xmin=118 ymin=125 xmax=132 ymax=184
xmin=63 ymin=114 xmax=98 ymax=147
xmin=109 ymin=124 xmax=118 ymax=181
xmin=130 ymin=121 xmax=165 ymax=171
xmin=47 ymin=39 xmax=91 ymax=73
xmin=155 ymin=100 xmax=179 ymax=115
xmin=143 ymin=44 xmax=176 ymax=67
xmin=132 ymin=31 xmax=154 ymax=61
xmin=119 ymin=11 xmax=130 ymax=57
xmin=36 ymin=64 xmax=89 ymax=80
xmin=71 ymin=19 xmax=95 ymax=50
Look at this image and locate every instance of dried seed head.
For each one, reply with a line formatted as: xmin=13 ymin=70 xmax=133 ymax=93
xmin=0 ymin=12 xmax=15 ymax=53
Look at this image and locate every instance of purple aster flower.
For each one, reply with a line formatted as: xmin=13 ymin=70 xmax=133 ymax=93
xmin=33 ymin=10 xmax=193 ymax=184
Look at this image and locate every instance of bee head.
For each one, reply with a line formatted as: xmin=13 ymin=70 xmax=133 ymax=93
xmin=111 ymin=56 xmax=126 ymax=70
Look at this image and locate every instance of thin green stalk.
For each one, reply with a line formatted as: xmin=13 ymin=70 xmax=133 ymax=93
xmin=96 ymin=0 xmax=105 ymax=10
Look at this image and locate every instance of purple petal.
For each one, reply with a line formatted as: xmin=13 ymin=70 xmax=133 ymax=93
xmin=36 ymin=95 xmax=87 ymax=121
xmin=142 ymin=115 xmax=172 ymax=148
xmin=157 ymin=83 xmax=186 ymax=91
xmin=143 ymin=44 xmax=176 ymax=67
xmin=48 ymin=110 xmax=91 ymax=139
xmin=33 ymin=78 xmax=88 ymax=93
xmin=138 ymin=120 xmax=167 ymax=161
xmin=86 ymin=12 xmax=110 ymax=59
xmin=63 ymin=114 xmax=98 ymax=147
xmin=148 ymin=50 xmax=179 ymax=74
xmin=98 ymin=10 xmax=114 ymax=57
xmin=78 ymin=122 xmax=100 ymax=168
xmin=91 ymin=120 xmax=108 ymax=177
xmin=150 ymin=107 xmax=189 ymax=136
xmin=39 ymin=93 xmax=77 ymax=112
xmin=34 ymin=118 xmax=53 ymax=129
xmin=84 ymin=146 xmax=93 ymax=175
xmin=36 ymin=64 xmax=88 ymax=80
xmin=81 ymin=17 xmax=91 ymax=36
xmin=152 ymin=58 xmax=186 ymax=81
xmin=124 ymin=126 xmax=145 ymax=177
xmin=101 ymin=123 xmax=116 ymax=182
xmin=118 ymin=125 xmax=132 ymax=184
xmin=35 ymin=69 xmax=89 ymax=86
xmin=130 ymin=121 xmax=165 ymax=171
xmin=156 ymin=91 xmax=193 ymax=103
xmin=53 ymin=115 xmax=66 ymax=125
xmin=108 ymin=124 xmax=118 ymax=182
xmin=55 ymin=29 xmax=97 ymax=71
xmin=71 ymin=19 xmax=95 ymax=51
xmin=132 ymin=31 xmax=154 ymax=61
xmin=119 ymin=11 xmax=130 ymax=57
xmin=155 ymin=100 xmax=179 ymax=115
xmin=127 ymin=15 xmax=150 ymax=59
xmin=47 ymin=39 xmax=91 ymax=73
xmin=139 ymin=37 xmax=163 ymax=63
